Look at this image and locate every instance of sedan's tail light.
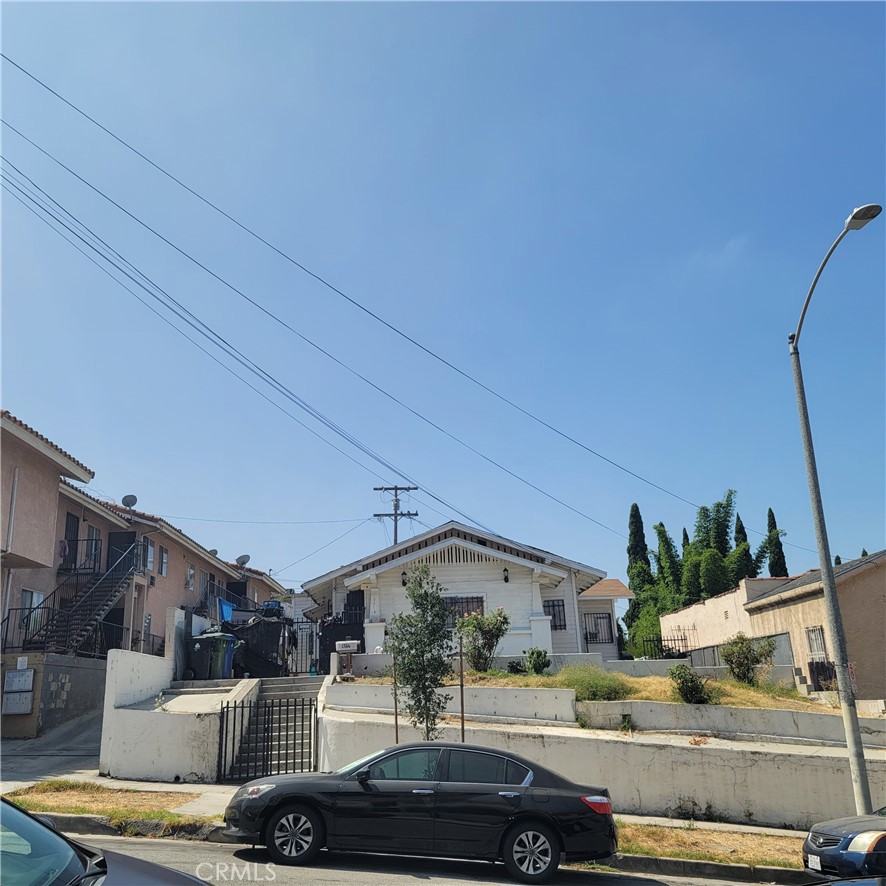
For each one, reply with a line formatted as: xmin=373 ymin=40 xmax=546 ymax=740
xmin=581 ymin=795 xmax=612 ymax=815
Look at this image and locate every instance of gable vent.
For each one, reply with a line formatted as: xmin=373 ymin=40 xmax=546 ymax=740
xmin=413 ymin=544 xmax=499 ymax=569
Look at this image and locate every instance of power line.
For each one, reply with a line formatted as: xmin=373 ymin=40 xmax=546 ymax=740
xmin=0 ymin=53 xmax=699 ymax=509
xmin=0 ymin=146 xmax=628 ymax=539
xmin=154 ymin=515 xmax=367 ymax=526
xmin=272 ymin=518 xmax=374 ymax=575
xmin=2 ymin=169 xmax=492 ymax=531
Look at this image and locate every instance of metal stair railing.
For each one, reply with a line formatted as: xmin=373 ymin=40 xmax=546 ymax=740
xmin=1 ymin=542 xmax=107 ymax=653
xmin=3 ymin=543 xmax=141 ymax=656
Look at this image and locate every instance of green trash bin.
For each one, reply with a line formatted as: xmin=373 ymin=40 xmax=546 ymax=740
xmin=207 ymin=632 xmax=237 ymax=680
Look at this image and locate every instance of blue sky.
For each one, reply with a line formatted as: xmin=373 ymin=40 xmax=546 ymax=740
xmin=2 ymin=2 xmax=884 ymax=604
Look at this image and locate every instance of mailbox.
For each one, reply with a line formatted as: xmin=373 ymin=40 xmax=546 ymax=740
xmin=335 ymin=640 xmax=361 ymax=654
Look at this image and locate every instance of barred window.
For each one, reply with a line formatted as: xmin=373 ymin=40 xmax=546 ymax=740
xmin=543 ymin=599 xmax=567 ymax=631
xmin=444 ymin=596 xmax=484 ymax=630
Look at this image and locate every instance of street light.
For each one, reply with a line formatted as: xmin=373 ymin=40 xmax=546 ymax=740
xmin=788 ymin=202 xmax=881 ymax=815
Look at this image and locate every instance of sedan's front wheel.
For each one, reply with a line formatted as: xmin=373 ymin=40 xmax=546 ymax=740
xmin=264 ymin=804 xmax=324 ymax=866
xmin=502 ymin=821 xmax=559 ymax=883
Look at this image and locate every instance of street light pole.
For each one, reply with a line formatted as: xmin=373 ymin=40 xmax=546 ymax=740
xmin=788 ymin=202 xmax=881 ymax=816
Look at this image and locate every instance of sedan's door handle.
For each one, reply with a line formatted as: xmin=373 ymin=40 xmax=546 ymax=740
xmin=498 ymin=791 xmax=520 ymax=798
xmin=412 ymin=789 xmax=435 ymax=794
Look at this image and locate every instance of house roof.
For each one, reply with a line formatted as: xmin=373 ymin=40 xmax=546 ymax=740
xmin=59 ymin=480 xmax=130 ymax=528
xmin=578 ymin=578 xmax=633 ymax=600
xmin=101 ymin=502 xmax=239 ymax=578
xmin=747 ymin=550 xmax=885 ymax=605
xmin=2 ymin=410 xmax=94 ymax=482
xmin=303 ymin=521 xmax=607 ymax=592
xmin=227 ymin=563 xmax=291 ymax=596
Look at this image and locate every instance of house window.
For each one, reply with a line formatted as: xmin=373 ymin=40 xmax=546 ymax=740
xmin=443 ymin=596 xmax=484 ymax=630
xmin=582 ymin=612 xmax=614 ymax=644
xmin=144 ymin=539 xmax=156 ymax=572
xmin=159 ymin=546 xmax=168 ymax=577
xmin=86 ymin=525 xmax=101 ymax=567
xmin=543 ymin=599 xmax=567 ymax=631
xmin=20 ymin=589 xmax=45 ymax=635
xmin=186 ymin=563 xmax=195 ymax=591
xmin=806 ymin=626 xmax=828 ymax=662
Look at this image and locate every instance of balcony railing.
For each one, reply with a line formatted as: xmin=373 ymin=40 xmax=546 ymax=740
xmin=59 ymin=538 xmax=104 ymax=573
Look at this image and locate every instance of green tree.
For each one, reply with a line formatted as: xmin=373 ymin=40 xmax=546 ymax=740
xmin=766 ymin=508 xmax=789 ymax=577
xmin=699 ymin=548 xmax=731 ymax=599
xmin=386 ymin=564 xmax=453 ymax=740
xmin=709 ymin=490 xmax=736 ymax=557
xmin=834 ymin=555 xmax=842 ymax=566
xmin=729 ymin=513 xmax=757 ymax=583
xmin=457 ymin=608 xmax=511 ymax=672
xmin=681 ymin=528 xmax=690 ymax=550
xmin=680 ymin=551 xmax=703 ymax=606
xmin=624 ymin=503 xmax=655 ymax=629
xmin=861 ymin=548 xmax=869 ymax=558
xmin=652 ymin=522 xmax=682 ymax=609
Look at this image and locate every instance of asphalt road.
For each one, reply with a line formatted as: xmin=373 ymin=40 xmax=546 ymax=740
xmin=83 ymin=835 xmax=754 ymax=885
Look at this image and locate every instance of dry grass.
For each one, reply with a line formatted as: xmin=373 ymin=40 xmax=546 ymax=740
xmin=614 ymin=821 xmax=804 ymax=869
xmin=4 ymin=779 xmax=208 ymax=827
xmin=362 ymin=670 xmax=836 ymax=714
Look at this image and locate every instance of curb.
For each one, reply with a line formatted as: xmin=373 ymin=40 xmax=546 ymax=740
xmin=606 ymin=854 xmax=809 ymax=884
xmin=45 ymin=815 xmax=807 ymax=883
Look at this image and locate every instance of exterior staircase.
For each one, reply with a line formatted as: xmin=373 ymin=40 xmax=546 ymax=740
xmin=227 ymin=676 xmax=324 ymax=780
xmin=21 ymin=547 xmax=139 ymax=657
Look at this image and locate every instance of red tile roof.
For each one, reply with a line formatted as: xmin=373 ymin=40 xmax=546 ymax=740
xmin=1 ymin=410 xmax=94 ymax=479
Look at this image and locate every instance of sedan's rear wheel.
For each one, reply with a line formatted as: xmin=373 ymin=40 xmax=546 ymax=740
xmin=264 ymin=804 xmax=324 ymax=866
xmin=502 ymin=821 xmax=559 ymax=883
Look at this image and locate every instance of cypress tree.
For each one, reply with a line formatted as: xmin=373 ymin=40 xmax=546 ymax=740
xmin=699 ymin=548 xmax=731 ymax=599
xmin=729 ymin=513 xmax=757 ymax=581
xmin=653 ymin=522 xmax=682 ymax=610
xmin=625 ymin=503 xmax=654 ymax=629
xmin=766 ymin=508 xmax=789 ymax=577
xmin=682 ymin=528 xmax=690 ymax=550
xmin=834 ymin=555 xmax=842 ymax=566
xmin=861 ymin=548 xmax=869 ymax=557
xmin=710 ymin=490 xmax=736 ymax=557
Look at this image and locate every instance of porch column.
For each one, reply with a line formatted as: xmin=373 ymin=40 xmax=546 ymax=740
xmin=529 ymin=569 xmax=552 ymax=652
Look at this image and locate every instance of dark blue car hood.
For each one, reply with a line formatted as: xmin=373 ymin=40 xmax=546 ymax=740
xmin=812 ymin=815 xmax=886 ymax=838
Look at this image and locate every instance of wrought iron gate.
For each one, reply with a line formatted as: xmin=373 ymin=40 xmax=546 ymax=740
xmin=217 ymin=697 xmax=317 ymax=783
xmin=289 ymin=619 xmax=318 ymax=674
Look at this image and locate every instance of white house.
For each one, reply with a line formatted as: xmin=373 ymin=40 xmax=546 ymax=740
xmin=302 ymin=522 xmax=632 ymax=662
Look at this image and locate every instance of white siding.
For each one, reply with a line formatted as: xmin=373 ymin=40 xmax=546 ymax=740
xmin=540 ymin=584 xmax=579 ymax=654
xmin=577 ymin=599 xmax=619 ymax=662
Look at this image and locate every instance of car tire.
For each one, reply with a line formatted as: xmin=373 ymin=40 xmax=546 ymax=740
xmin=264 ymin=804 xmax=325 ymax=866
xmin=502 ymin=820 xmax=559 ymax=884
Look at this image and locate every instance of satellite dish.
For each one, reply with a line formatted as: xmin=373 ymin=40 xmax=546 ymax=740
xmin=208 ymin=549 xmax=218 ymax=557
xmin=236 ymin=554 xmax=251 ymax=567
xmin=121 ymin=494 xmax=138 ymax=508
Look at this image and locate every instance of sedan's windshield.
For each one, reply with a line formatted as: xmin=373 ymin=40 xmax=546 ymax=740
xmin=0 ymin=801 xmax=82 ymax=886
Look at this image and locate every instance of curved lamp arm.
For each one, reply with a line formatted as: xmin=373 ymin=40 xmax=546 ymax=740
xmin=790 ymin=228 xmax=848 ymax=351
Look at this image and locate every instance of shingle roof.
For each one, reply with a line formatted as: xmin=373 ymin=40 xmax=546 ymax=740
xmin=578 ymin=578 xmax=633 ymax=599
xmin=749 ymin=550 xmax=885 ymax=603
xmin=2 ymin=410 xmax=94 ymax=479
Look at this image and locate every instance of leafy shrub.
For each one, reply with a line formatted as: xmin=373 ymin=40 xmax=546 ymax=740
xmin=669 ymin=664 xmax=715 ymax=704
xmin=554 ymin=664 xmax=631 ymax=701
xmin=525 ymin=647 xmax=551 ymax=675
xmin=507 ymin=659 xmax=527 ymax=674
xmin=456 ymin=608 xmax=511 ymax=672
xmin=720 ymin=633 xmax=777 ymax=685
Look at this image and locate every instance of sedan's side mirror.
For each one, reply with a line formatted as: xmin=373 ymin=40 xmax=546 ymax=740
xmin=355 ymin=768 xmax=370 ymax=783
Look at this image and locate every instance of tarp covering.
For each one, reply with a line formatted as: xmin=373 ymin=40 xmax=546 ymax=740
xmin=221 ymin=617 xmax=290 ymax=678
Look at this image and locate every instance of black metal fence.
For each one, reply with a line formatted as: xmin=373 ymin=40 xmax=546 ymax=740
xmin=641 ymin=628 xmax=698 ymax=659
xmin=218 ymin=697 xmax=317 ymax=783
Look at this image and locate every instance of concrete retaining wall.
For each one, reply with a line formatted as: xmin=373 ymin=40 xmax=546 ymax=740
xmin=325 ymin=681 xmax=576 ymax=723
xmin=578 ymin=701 xmax=886 ymax=747
xmin=318 ymin=708 xmax=886 ymax=829
xmin=99 ymin=649 xmax=260 ymax=782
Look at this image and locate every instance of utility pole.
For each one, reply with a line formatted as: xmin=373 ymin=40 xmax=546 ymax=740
xmin=373 ymin=486 xmax=418 ymax=545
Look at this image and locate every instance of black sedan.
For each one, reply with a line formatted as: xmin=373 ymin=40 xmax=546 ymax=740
xmin=803 ymin=805 xmax=886 ymax=879
xmin=0 ymin=797 xmax=204 ymax=885
xmin=224 ymin=741 xmax=617 ymax=883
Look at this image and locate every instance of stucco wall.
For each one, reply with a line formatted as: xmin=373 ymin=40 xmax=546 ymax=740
xmin=578 ymin=700 xmax=886 ymax=747
xmin=325 ymin=681 xmax=577 ymax=723
xmin=1 ymin=434 xmax=62 ymax=570
xmin=318 ymin=708 xmax=886 ymax=829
